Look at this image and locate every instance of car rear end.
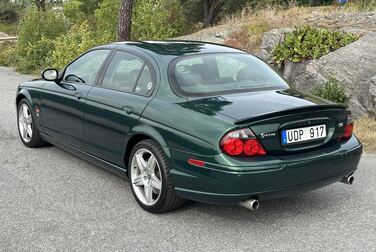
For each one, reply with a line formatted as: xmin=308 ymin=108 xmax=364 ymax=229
xmin=166 ymin=50 xmax=362 ymax=208
xmin=172 ymin=105 xmax=362 ymax=206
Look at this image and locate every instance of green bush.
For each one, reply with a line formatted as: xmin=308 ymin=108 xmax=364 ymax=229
xmin=63 ymin=0 xmax=86 ymax=24
xmin=17 ymin=9 xmax=66 ymax=47
xmin=63 ymin=0 xmax=101 ymax=23
xmin=0 ymin=43 xmax=17 ymax=66
xmin=16 ymin=36 xmax=56 ymax=73
xmin=48 ymin=21 xmax=108 ymax=69
xmin=132 ymin=0 xmax=187 ymax=39
xmin=96 ymin=0 xmax=187 ymax=40
xmin=95 ymin=0 xmax=119 ymax=41
xmin=15 ymin=9 xmax=66 ymax=72
xmin=313 ymin=76 xmax=349 ymax=105
xmin=272 ymin=26 xmax=358 ymax=65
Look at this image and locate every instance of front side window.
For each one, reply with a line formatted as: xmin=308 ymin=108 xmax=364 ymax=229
xmin=102 ymin=51 xmax=154 ymax=96
xmin=169 ymin=53 xmax=288 ymax=96
xmin=63 ymin=50 xmax=110 ymax=85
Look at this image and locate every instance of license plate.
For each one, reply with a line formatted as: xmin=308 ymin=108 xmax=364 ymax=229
xmin=281 ymin=124 xmax=327 ymax=145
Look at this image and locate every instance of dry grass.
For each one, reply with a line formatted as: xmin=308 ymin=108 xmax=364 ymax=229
xmin=354 ymin=117 xmax=376 ymax=153
xmin=224 ymin=7 xmax=310 ymax=52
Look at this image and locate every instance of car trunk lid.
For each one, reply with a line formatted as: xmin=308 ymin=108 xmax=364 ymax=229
xmin=187 ymin=89 xmax=349 ymax=154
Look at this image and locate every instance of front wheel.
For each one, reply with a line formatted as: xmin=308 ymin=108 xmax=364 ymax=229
xmin=129 ymin=139 xmax=185 ymax=213
xmin=17 ymin=99 xmax=46 ymax=148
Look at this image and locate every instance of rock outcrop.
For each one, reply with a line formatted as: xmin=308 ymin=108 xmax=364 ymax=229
xmin=260 ymin=30 xmax=376 ymax=118
xmin=0 ymin=32 xmax=18 ymax=43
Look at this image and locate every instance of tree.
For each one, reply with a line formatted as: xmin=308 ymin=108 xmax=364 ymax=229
xmin=35 ymin=0 xmax=45 ymax=11
xmin=117 ymin=0 xmax=133 ymax=41
xmin=203 ymin=0 xmax=222 ymax=28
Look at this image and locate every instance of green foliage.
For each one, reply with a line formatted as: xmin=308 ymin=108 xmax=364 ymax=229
xmin=313 ymin=76 xmax=349 ymax=105
xmin=63 ymin=0 xmax=86 ymax=24
xmin=295 ymin=0 xmax=333 ymax=6
xmin=63 ymin=0 xmax=102 ymax=24
xmin=15 ymin=9 xmax=66 ymax=72
xmin=96 ymin=0 xmax=187 ymax=40
xmin=272 ymin=26 xmax=358 ymax=64
xmin=95 ymin=0 xmax=119 ymax=41
xmin=133 ymin=0 xmax=187 ymax=39
xmin=0 ymin=43 xmax=17 ymax=66
xmin=16 ymin=36 xmax=56 ymax=73
xmin=48 ymin=21 xmax=108 ymax=69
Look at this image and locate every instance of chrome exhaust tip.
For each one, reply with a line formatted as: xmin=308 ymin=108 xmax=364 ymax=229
xmin=239 ymin=198 xmax=260 ymax=211
xmin=341 ymin=174 xmax=354 ymax=185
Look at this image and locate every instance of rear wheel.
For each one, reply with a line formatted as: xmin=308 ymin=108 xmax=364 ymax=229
xmin=17 ymin=99 xmax=46 ymax=148
xmin=129 ymin=139 xmax=185 ymax=213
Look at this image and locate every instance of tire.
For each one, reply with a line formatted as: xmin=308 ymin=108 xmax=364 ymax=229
xmin=17 ymin=98 xmax=46 ymax=148
xmin=128 ymin=139 xmax=185 ymax=213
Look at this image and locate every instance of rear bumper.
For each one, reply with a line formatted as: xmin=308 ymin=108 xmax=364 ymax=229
xmin=170 ymin=137 xmax=362 ymax=204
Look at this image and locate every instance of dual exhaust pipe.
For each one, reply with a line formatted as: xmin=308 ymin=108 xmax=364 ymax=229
xmin=239 ymin=174 xmax=355 ymax=211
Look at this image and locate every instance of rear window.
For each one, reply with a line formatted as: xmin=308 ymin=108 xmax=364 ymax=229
xmin=169 ymin=53 xmax=288 ymax=96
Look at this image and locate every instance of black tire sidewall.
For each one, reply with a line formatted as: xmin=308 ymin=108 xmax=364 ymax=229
xmin=128 ymin=140 xmax=171 ymax=213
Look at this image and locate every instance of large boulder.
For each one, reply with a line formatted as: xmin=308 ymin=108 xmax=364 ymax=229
xmin=282 ymin=33 xmax=376 ymax=118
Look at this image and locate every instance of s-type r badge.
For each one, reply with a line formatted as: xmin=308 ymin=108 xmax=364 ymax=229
xmin=260 ymin=132 xmax=276 ymax=139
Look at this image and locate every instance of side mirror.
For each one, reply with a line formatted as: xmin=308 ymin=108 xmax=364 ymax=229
xmin=42 ymin=69 xmax=59 ymax=82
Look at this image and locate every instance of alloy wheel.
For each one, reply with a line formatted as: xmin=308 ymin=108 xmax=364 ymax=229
xmin=130 ymin=148 xmax=162 ymax=206
xmin=18 ymin=104 xmax=33 ymax=143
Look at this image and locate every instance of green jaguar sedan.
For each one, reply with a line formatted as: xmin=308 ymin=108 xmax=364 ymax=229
xmin=16 ymin=41 xmax=362 ymax=213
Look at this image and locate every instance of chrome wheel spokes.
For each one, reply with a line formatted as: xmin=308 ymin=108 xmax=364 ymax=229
xmin=131 ymin=149 xmax=162 ymax=206
xmin=18 ymin=104 xmax=33 ymax=143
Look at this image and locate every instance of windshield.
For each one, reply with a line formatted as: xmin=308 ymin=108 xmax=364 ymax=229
xmin=169 ymin=53 xmax=288 ymax=96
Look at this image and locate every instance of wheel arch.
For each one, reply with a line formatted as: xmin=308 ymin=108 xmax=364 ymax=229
xmin=123 ymin=125 xmax=171 ymax=173
xmin=16 ymin=89 xmax=32 ymax=108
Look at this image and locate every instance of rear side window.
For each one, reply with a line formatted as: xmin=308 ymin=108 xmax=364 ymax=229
xmin=102 ymin=51 xmax=154 ymax=96
xmin=169 ymin=53 xmax=288 ymax=96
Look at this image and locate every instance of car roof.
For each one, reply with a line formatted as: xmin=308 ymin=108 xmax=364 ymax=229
xmin=96 ymin=40 xmax=246 ymax=58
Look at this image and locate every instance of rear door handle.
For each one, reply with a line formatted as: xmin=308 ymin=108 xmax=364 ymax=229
xmin=122 ymin=106 xmax=134 ymax=115
xmin=74 ymin=92 xmax=83 ymax=99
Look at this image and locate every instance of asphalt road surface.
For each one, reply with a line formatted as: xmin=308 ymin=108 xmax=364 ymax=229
xmin=1 ymin=66 xmax=375 ymax=251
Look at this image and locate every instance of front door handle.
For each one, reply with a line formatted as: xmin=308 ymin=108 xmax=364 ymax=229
xmin=122 ymin=106 xmax=134 ymax=115
xmin=74 ymin=92 xmax=83 ymax=100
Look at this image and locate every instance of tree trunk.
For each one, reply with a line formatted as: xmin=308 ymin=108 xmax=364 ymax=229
xmin=35 ymin=0 xmax=46 ymax=11
xmin=203 ymin=0 xmax=222 ymax=28
xmin=117 ymin=0 xmax=133 ymax=41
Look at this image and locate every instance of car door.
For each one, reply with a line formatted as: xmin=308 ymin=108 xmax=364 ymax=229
xmin=84 ymin=50 xmax=156 ymax=166
xmin=41 ymin=49 xmax=111 ymax=150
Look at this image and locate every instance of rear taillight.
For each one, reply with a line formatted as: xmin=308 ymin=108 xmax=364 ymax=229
xmin=338 ymin=112 xmax=353 ymax=142
xmin=220 ymin=128 xmax=266 ymax=157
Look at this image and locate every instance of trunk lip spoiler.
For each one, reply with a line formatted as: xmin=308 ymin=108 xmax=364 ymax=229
xmin=235 ymin=104 xmax=348 ymax=125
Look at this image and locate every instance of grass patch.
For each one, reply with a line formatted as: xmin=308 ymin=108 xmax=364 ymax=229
xmin=354 ymin=117 xmax=376 ymax=153
xmin=0 ymin=22 xmax=17 ymax=35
